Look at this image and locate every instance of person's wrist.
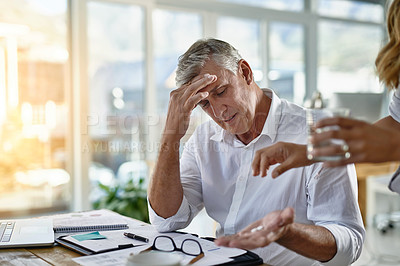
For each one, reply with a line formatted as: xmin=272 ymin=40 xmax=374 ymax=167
xmin=161 ymin=127 xmax=183 ymax=142
xmin=276 ymin=222 xmax=293 ymax=245
xmin=161 ymin=134 xmax=181 ymax=143
xmin=159 ymin=133 xmax=181 ymax=152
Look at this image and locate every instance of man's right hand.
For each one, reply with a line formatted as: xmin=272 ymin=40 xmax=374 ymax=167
xmin=163 ymin=73 xmax=217 ymax=142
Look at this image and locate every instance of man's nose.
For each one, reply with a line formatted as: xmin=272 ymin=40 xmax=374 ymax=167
xmin=209 ymin=101 xmax=227 ymax=119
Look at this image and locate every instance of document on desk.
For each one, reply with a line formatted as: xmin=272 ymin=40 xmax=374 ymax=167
xmin=73 ymin=247 xmax=233 ymax=266
xmin=59 ymin=230 xmax=149 ymax=254
xmin=72 ymin=224 xmax=247 ymax=266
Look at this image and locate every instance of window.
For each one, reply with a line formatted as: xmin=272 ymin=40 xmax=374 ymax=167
xmin=0 ymin=0 xmax=69 ymax=216
xmin=153 ymin=10 xmax=202 ymax=114
xmin=86 ymin=2 xmax=145 ymax=202
xmin=269 ymin=22 xmax=304 ymax=104
xmin=318 ymin=21 xmax=383 ymax=98
xmin=217 ymin=0 xmax=303 ymax=11
xmin=152 ymin=9 xmax=203 ymax=148
xmin=318 ymin=0 xmax=384 ymax=23
xmin=217 ymin=16 xmax=262 ymax=83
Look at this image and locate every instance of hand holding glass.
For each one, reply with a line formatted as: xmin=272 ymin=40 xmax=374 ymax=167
xmin=306 ymin=109 xmax=351 ymax=161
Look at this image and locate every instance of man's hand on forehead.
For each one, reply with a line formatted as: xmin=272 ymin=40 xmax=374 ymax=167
xmin=178 ymin=73 xmax=217 ymax=112
xmin=183 ymin=73 xmax=217 ymax=91
xmin=186 ymin=73 xmax=216 ymax=86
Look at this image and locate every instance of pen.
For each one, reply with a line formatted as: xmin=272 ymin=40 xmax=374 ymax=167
xmin=123 ymin=232 xmax=149 ymax=243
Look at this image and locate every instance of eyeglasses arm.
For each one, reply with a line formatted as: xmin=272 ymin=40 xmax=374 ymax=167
xmin=188 ymin=252 xmax=204 ymax=264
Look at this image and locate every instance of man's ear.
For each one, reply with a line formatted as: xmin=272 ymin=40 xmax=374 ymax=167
xmin=238 ymin=59 xmax=253 ymax=85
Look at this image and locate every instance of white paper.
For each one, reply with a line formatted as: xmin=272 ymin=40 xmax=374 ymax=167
xmin=126 ymin=224 xmax=184 ymax=242
xmin=73 ymin=247 xmax=233 ymax=266
xmin=171 ymin=234 xmax=246 ymax=258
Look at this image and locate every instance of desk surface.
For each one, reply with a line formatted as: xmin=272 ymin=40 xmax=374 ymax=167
xmin=0 ymin=246 xmax=80 ymax=265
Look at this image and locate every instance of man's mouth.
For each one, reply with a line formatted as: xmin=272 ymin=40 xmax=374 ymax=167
xmin=223 ymin=113 xmax=237 ymax=123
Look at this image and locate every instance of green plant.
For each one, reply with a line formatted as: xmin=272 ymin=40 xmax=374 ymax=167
xmin=92 ymin=178 xmax=149 ymax=223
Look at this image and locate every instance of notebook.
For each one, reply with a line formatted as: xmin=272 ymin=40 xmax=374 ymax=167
xmin=0 ymin=218 xmax=54 ymax=248
xmin=52 ymin=209 xmax=129 ymax=233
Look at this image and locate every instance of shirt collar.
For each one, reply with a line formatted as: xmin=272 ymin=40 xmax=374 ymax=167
xmin=260 ymin=88 xmax=281 ymax=143
xmin=209 ymin=88 xmax=282 ymax=143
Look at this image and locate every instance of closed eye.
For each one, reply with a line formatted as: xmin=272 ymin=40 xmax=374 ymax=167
xmin=216 ymin=88 xmax=226 ymax=96
xmin=199 ymin=100 xmax=209 ymax=108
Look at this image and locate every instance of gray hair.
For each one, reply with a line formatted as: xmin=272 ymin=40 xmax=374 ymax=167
xmin=175 ymin=38 xmax=242 ymax=87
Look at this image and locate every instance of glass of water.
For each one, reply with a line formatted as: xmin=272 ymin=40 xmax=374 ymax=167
xmin=306 ymin=108 xmax=351 ymax=161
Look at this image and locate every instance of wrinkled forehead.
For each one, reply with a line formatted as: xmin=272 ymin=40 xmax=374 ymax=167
xmin=196 ymin=61 xmax=234 ymax=93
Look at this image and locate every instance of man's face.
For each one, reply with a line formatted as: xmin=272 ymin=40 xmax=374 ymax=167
xmin=196 ymin=59 xmax=258 ymax=135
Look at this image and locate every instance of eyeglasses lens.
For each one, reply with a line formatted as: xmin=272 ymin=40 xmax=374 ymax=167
xmin=182 ymin=239 xmax=202 ymax=256
xmin=154 ymin=237 xmax=175 ymax=252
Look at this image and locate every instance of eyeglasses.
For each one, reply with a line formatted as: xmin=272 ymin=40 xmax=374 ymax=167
xmin=151 ymin=235 xmax=204 ymax=263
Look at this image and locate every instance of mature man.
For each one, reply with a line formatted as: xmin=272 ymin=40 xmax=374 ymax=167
xmin=148 ymin=38 xmax=364 ymax=265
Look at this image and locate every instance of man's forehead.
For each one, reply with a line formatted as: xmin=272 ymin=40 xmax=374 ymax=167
xmin=198 ymin=59 xmax=227 ymax=76
xmin=197 ymin=67 xmax=231 ymax=92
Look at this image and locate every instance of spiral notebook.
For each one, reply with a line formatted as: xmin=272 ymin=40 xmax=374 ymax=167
xmin=53 ymin=209 xmax=128 ymax=233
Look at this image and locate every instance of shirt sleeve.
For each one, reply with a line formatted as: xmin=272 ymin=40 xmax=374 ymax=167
xmin=306 ymin=163 xmax=365 ymax=265
xmin=148 ymin=196 xmax=192 ymax=232
xmin=148 ymin=136 xmax=204 ymax=232
xmin=389 ymin=88 xmax=400 ymax=123
xmin=389 ymin=166 xmax=400 ymax=194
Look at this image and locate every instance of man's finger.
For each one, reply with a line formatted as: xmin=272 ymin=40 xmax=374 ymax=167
xmin=214 ymin=236 xmax=231 ymax=246
xmin=281 ymin=207 xmax=295 ymax=225
xmin=252 ymin=152 xmax=261 ymax=176
xmin=271 ymin=164 xmax=288 ymax=179
xmin=184 ymin=92 xmax=209 ymax=111
xmin=259 ymin=155 xmax=269 ymax=177
xmin=272 ymin=154 xmax=300 ymax=178
xmin=240 ymin=220 xmax=263 ymax=235
xmin=229 ymin=235 xmax=268 ymax=250
xmin=181 ymin=74 xmax=217 ymax=99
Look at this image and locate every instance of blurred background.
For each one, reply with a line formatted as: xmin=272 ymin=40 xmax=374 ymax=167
xmin=0 ymin=0 xmax=399 ymax=263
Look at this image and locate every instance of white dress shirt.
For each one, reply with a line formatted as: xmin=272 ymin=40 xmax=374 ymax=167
xmin=149 ymin=89 xmax=365 ymax=266
xmin=389 ymin=87 xmax=400 ymax=194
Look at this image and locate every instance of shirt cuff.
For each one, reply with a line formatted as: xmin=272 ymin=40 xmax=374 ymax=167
xmin=388 ymin=167 xmax=400 ymax=194
xmin=148 ymin=196 xmax=192 ymax=232
xmin=319 ymin=223 xmax=363 ymax=266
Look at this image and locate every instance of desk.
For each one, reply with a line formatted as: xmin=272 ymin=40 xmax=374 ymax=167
xmin=355 ymin=162 xmax=399 ymax=225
